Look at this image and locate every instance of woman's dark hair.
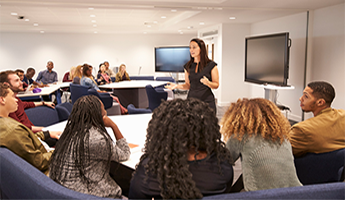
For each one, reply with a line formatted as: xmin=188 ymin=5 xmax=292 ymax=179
xmin=82 ymin=63 xmax=92 ymax=76
xmin=184 ymin=38 xmax=211 ymax=73
xmin=137 ymin=98 xmax=232 ymax=199
xmin=50 ymin=95 xmax=112 ymax=187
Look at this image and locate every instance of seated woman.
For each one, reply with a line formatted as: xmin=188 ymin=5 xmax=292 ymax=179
xmin=49 ymin=95 xmax=131 ymax=198
xmin=72 ymin=65 xmax=83 ymax=84
xmin=129 ymin=98 xmax=233 ymax=199
xmin=115 ymin=64 xmax=130 ymax=82
xmin=97 ymin=63 xmax=112 ymax=85
xmin=80 ymin=64 xmax=127 ymax=114
xmin=220 ymin=98 xmax=302 ymax=192
xmin=63 ymin=66 xmax=76 ymax=82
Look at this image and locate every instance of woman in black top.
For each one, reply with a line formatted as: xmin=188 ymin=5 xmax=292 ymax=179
xmin=129 ymin=98 xmax=233 ymax=199
xmin=166 ymin=38 xmax=219 ymax=112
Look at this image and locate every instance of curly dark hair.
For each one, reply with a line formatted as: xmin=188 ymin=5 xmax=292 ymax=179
xmin=137 ymin=98 xmax=232 ymax=199
xmin=50 ymin=95 xmax=112 ymax=187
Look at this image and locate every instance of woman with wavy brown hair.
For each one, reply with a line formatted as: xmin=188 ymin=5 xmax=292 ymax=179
xmin=220 ymin=98 xmax=302 ymax=191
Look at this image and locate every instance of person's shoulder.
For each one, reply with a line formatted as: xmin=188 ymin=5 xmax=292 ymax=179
xmin=208 ymin=60 xmax=217 ymax=66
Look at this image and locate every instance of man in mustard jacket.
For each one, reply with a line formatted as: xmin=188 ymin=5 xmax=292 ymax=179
xmin=0 ymin=83 xmax=52 ymax=175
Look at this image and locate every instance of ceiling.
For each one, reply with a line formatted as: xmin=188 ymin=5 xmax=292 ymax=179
xmin=0 ymin=0 xmax=343 ymax=34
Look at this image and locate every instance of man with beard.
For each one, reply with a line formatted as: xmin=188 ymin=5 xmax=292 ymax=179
xmin=0 ymin=70 xmax=60 ymax=146
xmin=289 ymin=81 xmax=345 ymax=157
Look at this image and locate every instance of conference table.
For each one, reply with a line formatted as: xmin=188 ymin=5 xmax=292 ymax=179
xmin=16 ymin=82 xmax=70 ymax=104
xmin=46 ymin=113 xmax=152 ymax=169
xmin=99 ymin=80 xmax=167 ymax=108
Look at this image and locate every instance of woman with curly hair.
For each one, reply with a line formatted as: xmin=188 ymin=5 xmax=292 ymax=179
xmin=129 ymin=98 xmax=233 ymax=199
xmin=49 ymin=95 xmax=130 ymax=198
xmin=220 ymin=98 xmax=302 ymax=191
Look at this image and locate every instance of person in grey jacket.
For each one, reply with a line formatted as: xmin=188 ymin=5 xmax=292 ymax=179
xmin=220 ymin=98 xmax=302 ymax=191
xmin=49 ymin=95 xmax=130 ymax=198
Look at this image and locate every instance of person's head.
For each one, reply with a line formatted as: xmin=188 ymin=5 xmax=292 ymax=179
xmin=26 ymin=68 xmax=36 ymax=79
xmin=119 ymin=64 xmax=126 ymax=74
xmin=221 ymin=98 xmax=290 ymax=144
xmin=0 ymin=83 xmax=18 ymax=115
xmin=139 ymin=98 xmax=231 ymax=199
xmin=299 ymin=81 xmax=335 ymax=115
xmin=46 ymin=61 xmax=54 ymax=71
xmin=185 ymin=38 xmax=210 ymax=73
xmin=70 ymin=66 xmax=76 ymax=76
xmin=99 ymin=64 xmax=106 ymax=73
xmin=50 ymin=95 xmax=112 ymax=185
xmin=15 ymin=69 xmax=25 ymax=81
xmin=82 ymin=63 xmax=92 ymax=77
xmin=104 ymin=61 xmax=109 ymax=69
xmin=72 ymin=65 xmax=83 ymax=79
xmin=0 ymin=70 xmax=24 ymax=93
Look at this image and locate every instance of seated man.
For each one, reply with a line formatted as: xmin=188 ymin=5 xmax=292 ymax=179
xmin=15 ymin=69 xmax=28 ymax=90
xmin=0 ymin=70 xmax=60 ymax=146
xmin=36 ymin=61 xmax=58 ymax=84
xmin=23 ymin=67 xmax=46 ymax=87
xmin=0 ymin=83 xmax=52 ymax=175
xmin=289 ymin=81 xmax=345 ymax=157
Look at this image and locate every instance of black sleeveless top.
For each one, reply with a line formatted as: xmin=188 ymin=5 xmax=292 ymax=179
xmin=185 ymin=61 xmax=217 ymax=111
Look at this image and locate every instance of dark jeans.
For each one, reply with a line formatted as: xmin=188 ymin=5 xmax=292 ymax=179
xmin=109 ymin=161 xmax=134 ymax=197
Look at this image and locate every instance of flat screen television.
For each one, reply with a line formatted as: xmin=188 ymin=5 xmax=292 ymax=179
xmin=245 ymin=32 xmax=291 ymax=86
xmin=155 ymin=46 xmax=190 ymax=72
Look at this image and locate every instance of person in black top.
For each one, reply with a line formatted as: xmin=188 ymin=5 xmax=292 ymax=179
xmin=129 ymin=98 xmax=233 ymax=199
xmin=166 ymin=38 xmax=219 ymax=113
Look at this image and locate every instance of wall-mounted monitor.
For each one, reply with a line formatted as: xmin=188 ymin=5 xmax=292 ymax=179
xmin=155 ymin=46 xmax=190 ymax=73
xmin=245 ymin=32 xmax=291 ymax=86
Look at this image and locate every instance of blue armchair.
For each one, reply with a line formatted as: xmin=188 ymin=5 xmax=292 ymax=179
xmin=69 ymin=83 xmax=89 ymax=104
xmin=127 ymin=104 xmax=152 ymax=114
xmin=87 ymin=89 xmax=113 ymax=110
xmin=294 ymin=148 xmax=345 ymax=185
xmin=25 ymin=106 xmax=60 ymax=127
xmin=0 ymin=147 xmax=112 ymax=200
xmin=55 ymin=103 xmax=72 ymax=121
xmin=145 ymin=84 xmax=167 ymax=111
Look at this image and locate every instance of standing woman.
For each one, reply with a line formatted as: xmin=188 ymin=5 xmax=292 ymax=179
xmin=166 ymin=38 xmax=219 ymax=113
xmin=49 ymin=95 xmax=130 ymax=198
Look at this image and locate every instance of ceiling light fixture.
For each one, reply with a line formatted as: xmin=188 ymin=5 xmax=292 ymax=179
xmin=40 ymin=30 xmax=44 ymax=33
xmin=25 ymin=19 xmax=30 ymax=22
xmin=171 ymin=9 xmax=177 ymax=12
xmin=90 ymin=15 xmax=96 ymax=17
xmin=88 ymin=8 xmax=94 ymax=10
xmin=93 ymin=24 xmax=97 ymax=27
xmin=33 ymin=23 xmax=38 ymax=26
xmin=229 ymin=17 xmax=236 ymax=20
xmin=11 ymin=12 xmax=18 ymax=16
xmin=94 ymin=31 xmax=98 ymax=34
xmin=161 ymin=16 xmax=166 ymax=19
xmin=91 ymin=20 xmax=96 ymax=23
xmin=199 ymin=22 xmax=205 ymax=25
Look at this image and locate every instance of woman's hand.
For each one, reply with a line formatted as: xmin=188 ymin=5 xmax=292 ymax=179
xmin=200 ymin=76 xmax=209 ymax=86
xmin=165 ymin=82 xmax=178 ymax=90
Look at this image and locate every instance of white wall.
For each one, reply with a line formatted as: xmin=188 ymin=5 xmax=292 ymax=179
xmin=309 ymin=3 xmax=345 ymax=111
xmin=250 ymin=12 xmax=309 ymax=122
xmin=0 ymin=33 xmax=195 ymax=80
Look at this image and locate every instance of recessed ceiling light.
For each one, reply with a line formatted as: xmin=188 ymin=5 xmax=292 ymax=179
xmin=171 ymin=9 xmax=177 ymax=12
xmin=93 ymin=24 xmax=97 ymax=27
xmin=161 ymin=16 xmax=166 ymax=19
xmin=33 ymin=23 xmax=39 ymax=26
xmin=91 ymin=20 xmax=96 ymax=23
xmin=147 ymin=25 xmax=151 ymax=28
xmin=88 ymin=8 xmax=94 ymax=10
xmin=179 ymin=32 xmax=183 ymax=34
xmin=229 ymin=17 xmax=236 ymax=20
xmin=199 ymin=22 xmax=205 ymax=25
xmin=153 ymin=21 xmax=158 ymax=24
xmin=94 ymin=31 xmax=98 ymax=34
xmin=11 ymin=12 xmax=18 ymax=16
xmin=90 ymin=15 xmax=96 ymax=17
xmin=40 ymin=30 xmax=44 ymax=33
xmin=25 ymin=19 xmax=30 ymax=22
xmin=143 ymin=32 xmax=147 ymax=34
